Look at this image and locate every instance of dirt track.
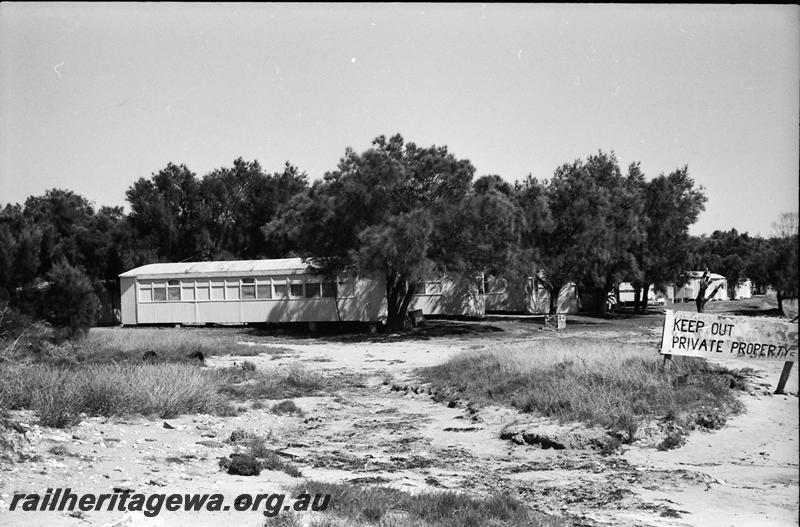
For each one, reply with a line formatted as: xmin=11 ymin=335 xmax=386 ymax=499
xmin=1 ymin=306 xmax=797 ymax=527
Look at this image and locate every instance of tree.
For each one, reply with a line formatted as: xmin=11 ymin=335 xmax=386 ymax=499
xmin=22 ymin=189 xmax=97 ymax=275
xmin=125 ymin=163 xmax=203 ymax=262
xmin=690 ymin=229 xmax=755 ymax=299
xmin=43 ymin=261 xmax=99 ymax=338
xmin=199 ymin=159 xmax=308 ymax=260
xmin=524 ymin=151 xmax=645 ymax=315
xmin=631 ymin=167 xmax=706 ymax=313
xmin=266 ymin=134 xmax=514 ymax=331
xmin=765 ymin=213 xmax=798 ymax=316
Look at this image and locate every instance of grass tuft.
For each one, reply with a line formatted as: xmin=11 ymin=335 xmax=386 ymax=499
xmin=419 ymin=340 xmax=746 ymax=437
xmin=271 ymin=400 xmax=304 ymax=416
xmin=227 ymin=428 xmax=302 ymax=477
xmin=264 ymin=481 xmax=567 ymax=527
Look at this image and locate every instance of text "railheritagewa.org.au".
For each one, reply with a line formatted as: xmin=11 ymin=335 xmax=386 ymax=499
xmin=9 ymin=488 xmax=331 ymax=517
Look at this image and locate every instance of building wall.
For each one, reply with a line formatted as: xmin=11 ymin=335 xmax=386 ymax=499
xmin=120 ymin=277 xmax=137 ymax=325
xmin=410 ymin=275 xmax=486 ymax=318
xmin=121 ymin=266 xmax=489 ymax=326
xmin=121 ymin=273 xmax=387 ymax=325
xmin=485 ymin=277 xmax=579 ymax=314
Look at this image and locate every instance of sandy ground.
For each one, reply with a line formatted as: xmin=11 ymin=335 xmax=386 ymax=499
xmin=0 ymin=303 xmax=797 ymax=527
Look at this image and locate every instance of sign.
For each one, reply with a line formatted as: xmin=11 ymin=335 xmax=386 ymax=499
xmin=660 ymin=310 xmax=798 ymax=361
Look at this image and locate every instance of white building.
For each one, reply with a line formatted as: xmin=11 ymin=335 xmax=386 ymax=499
xmin=119 ymin=258 xmax=486 ymax=326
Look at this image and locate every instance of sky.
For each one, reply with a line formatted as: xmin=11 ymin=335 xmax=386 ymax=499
xmin=1 ymin=3 xmax=798 ymax=236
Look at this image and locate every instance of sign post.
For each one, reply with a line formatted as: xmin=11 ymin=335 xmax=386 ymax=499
xmin=660 ymin=310 xmax=798 ymax=394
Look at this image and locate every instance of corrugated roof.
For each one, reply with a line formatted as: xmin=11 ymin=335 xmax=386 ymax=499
xmin=119 ymin=258 xmax=312 ymax=278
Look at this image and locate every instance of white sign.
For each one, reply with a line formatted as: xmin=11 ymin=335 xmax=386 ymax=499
xmin=660 ymin=310 xmax=798 ymax=361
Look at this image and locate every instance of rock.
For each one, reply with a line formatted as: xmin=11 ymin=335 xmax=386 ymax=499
xmin=162 ymin=422 xmax=175 ymax=430
xmin=522 ymin=432 xmax=567 ymax=450
xmin=196 ymin=440 xmax=224 ymax=448
xmin=500 ymin=422 xmax=612 ymax=450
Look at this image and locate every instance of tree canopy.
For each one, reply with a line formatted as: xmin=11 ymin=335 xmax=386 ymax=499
xmin=1 ymin=136 xmax=796 ymax=334
xmin=265 ymin=134 xmax=522 ymax=330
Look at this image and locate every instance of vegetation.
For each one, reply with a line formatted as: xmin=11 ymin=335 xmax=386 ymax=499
xmin=0 ymin=362 xmax=234 ymax=427
xmin=264 ymin=481 xmax=567 ymax=527
xmin=0 ymin=360 xmax=331 ymax=428
xmin=271 ymin=399 xmax=304 ymax=416
xmin=630 ymin=167 xmax=707 ymax=314
xmin=264 ymin=134 xmax=522 ymax=331
xmin=0 ymin=136 xmax=796 ymax=332
xmin=688 ymin=213 xmax=798 ymax=315
xmin=225 ymin=429 xmax=303 ymax=478
xmin=418 ymin=341 xmax=745 ymax=437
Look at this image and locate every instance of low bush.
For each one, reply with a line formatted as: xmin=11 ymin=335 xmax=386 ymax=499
xmin=227 ymin=429 xmax=302 ymax=478
xmin=0 ymin=362 xmax=232 ymax=427
xmin=419 ymin=340 xmax=746 ymax=438
xmin=271 ymin=400 xmax=303 ymax=416
xmin=264 ymin=481 xmax=567 ymax=527
xmin=221 ymin=364 xmax=326 ymax=400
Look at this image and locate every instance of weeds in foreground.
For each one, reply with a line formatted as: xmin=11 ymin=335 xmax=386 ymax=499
xmin=0 ymin=361 xmax=329 ymax=428
xmin=419 ymin=341 xmax=746 ymax=439
xmin=0 ymin=363 xmax=234 ymax=427
xmin=220 ymin=363 xmax=326 ymax=400
xmin=271 ymin=400 xmax=304 ymax=416
xmin=657 ymin=430 xmax=687 ymax=451
xmin=5 ymin=326 xmax=295 ymax=365
xmin=263 ymin=481 xmax=568 ymax=527
xmin=226 ymin=428 xmax=302 ymax=478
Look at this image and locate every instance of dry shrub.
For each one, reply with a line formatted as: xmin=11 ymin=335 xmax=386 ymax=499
xmin=264 ymin=481 xmax=567 ymax=527
xmin=0 ymin=362 xmax=231 ymax=427
xmin=420 ymin=339 xmax=745 ymax=436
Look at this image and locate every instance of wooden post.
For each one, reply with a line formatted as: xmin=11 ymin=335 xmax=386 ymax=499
xmin=662 ymin=353 xmax=672 ymax=371
xmin=775 ymin=361 xmax=795 ymax=395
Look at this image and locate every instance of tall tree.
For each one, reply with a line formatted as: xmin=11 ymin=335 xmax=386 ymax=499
xmin=690 ymin=229 xmax=754 ymax=299
xmin=266 ymin=134 xmax=515 ymax=331
xmin=199 ymin=159 xmax=308 ymax=259
xmin=765 ymin=213 xmax=799 ymax=316
xmin=631 ymin=167 xmax=706 ymax=313
xmin=530 ymin=151 xmax=645 ymax=315
xmin=125 ymin=163 xmax=203 ymax=262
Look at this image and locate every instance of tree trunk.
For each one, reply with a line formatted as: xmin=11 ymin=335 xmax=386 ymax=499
xmin=777 ymin=290 xmax=784 ymax=317
xmin=385 ymin=274 xmax=416 ymax=332
xmin=640 ymin=282 xmax=651 ymax=315
xmin=385 ymin=276 xmax=401 ymax=332
xmin=398 ymin=282 xmax=417 ymax=327
xmin=695 ymin=271 xmax=722 ymax=313
xmin=633 ymin=284 xmax=642 ymax=314
xmin=595 ymin=287 xmax=607 ymax=316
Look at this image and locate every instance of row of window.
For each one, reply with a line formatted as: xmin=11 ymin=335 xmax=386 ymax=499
xmin=138 ymin=278 xmax=341 ymax=303
xmin=137 ymin=276 xmax=482 ymax=303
